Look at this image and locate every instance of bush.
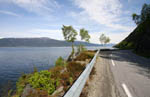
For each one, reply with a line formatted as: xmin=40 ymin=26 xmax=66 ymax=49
xmin=28 ymin=70 xmax=55 ymax=95
xmin=50 ymin=66 xmax=64 ymax=79
xmin=67 ymin=61 xmax=85 ymax=79
xmin=26 ymin=89 xmax=49 ymax=97
xmin=55 ymin=57 xmax=67 ymax=66
xmin=16 ymin=74 xmax=31 ymax=95
xmin=75 ymin=51 xmax=95 ymax=61
xmin=60 ymin=71 xmax=71 ymax=90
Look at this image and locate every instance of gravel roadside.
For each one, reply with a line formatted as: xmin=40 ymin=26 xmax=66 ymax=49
xmin=80 ymin=52 xmax=121 ymax=97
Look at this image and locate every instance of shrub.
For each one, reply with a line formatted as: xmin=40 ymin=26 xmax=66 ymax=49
xmin=55 ymin=57 xmax=67 ymax=66
xmin=69 ymin=77 xmax=73 ymax=84
xmin=49 ymin=66 xmax=64 ymax=79
xmin=67 ymin=61 xmax=85 ymax=79
xmin=16 ymin=74 xmax=31 ymax=95
xmin=28 ymin=70 xmax=55 ymax=95
xmin=75 ymin=51 xmax=95 ymax=61
xmin=26 ymin=89 xmax=49 ymax=97
xmin=60 ymin=71 xmax=71 ymax=86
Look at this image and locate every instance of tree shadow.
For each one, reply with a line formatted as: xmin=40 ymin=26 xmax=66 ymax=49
xmin=99 ymin=50 xmax=150 ymax=78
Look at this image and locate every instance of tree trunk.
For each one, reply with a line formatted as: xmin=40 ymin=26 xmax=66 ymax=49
xmin=67 ymin=42 xmax=75 ymax=61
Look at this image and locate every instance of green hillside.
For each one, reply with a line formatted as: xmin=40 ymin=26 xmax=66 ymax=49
xmin=115 ymin=20 xmax=150 ymax=57
xmin=115 ymin=3 xmax=150 ymax=57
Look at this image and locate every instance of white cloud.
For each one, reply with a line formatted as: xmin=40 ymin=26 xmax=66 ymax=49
xmin=72 ymin=0 xmax=134 ymax=32
xmin=28 ymin=29 xmax=63 ymax=40
xmin=0 ymin=10 xmax=20 ymax=17
xmin=89 ymin=32 xmax=101 ymax=44
xmin=70 ymin=0 xmax=137 ymax=43
xmin=1 ymin=0 xmax=60 ymax=16
xmin=0 ymin=29 xmax=64 ymax=40
xmin=0 ymin=27 xmax=132 ymax=44
xmin=30 ymin=29 xmax=61 ymax=33
xmin=106 ymin=32 xmax=131 ymax=43
xmin=89 ymin=31 xmax=131 ymax=44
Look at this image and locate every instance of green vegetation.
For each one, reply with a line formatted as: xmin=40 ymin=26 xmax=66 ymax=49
xmin=75 ymin=51 xmax=95 ymax=61
xmin=78 ymin=28 xmax=90 ymax=53
xmin=62 ymin=25 xmax=92 ymax=61
xmin=99 ymin=34 xmax=110 ymax=46
xmin=16 ymin=74 xmax=31 ymax=95
xmin=132 ymin=4 xmax=150 ymax=25
xmin=12 ymin=50 xmax=96 ymax=97
xmin=67 ymin=61 xmax=85 ymax=79
xmin=28 ymin=70 xmax=55 ymax=95
xmin=62 ymin=25 xmax=78 ymax=60
xmin=80 ymin=28 xmax=90 ymax=42
xmin=55 ymin=56 xmax=67 ymax=66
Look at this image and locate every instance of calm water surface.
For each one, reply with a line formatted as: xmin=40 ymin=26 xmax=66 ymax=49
xmin=0 ymin=47 xmax=99 ymax=89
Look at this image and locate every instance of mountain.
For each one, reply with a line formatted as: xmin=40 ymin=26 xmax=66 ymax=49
xmin=115 ymin=20 xmax=150 ymax=57
xmin=0 ymin=37 xmax=100 ymax=47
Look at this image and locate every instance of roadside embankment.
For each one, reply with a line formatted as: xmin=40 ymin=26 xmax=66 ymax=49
xmin=11 ymin=50 xmax=96 ymax=97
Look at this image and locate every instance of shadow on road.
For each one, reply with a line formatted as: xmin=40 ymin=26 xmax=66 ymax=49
xmin=99 ymin=50 xmax=150 ymax=78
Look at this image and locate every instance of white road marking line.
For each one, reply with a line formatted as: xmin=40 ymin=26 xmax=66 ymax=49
xmin=111 ymin=54 xmax=115 ymax=66
xmin=122 ymin=83 xmax=133 ymax=97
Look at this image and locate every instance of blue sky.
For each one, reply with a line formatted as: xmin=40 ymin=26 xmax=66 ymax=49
xmin=0 ymin=0 xmax=149 ymax=43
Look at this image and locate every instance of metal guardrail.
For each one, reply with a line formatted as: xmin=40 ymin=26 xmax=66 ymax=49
xmin=64 ymin=49 xmax=100 ymax=97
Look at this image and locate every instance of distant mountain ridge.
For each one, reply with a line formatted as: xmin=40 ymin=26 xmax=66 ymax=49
xmin=0 ymin=37 xmax=100 ymax=47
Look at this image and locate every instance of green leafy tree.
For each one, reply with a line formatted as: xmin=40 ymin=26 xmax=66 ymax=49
xmin=99 ymin=34 xmax=110 ymax=46
xmin=78 ymin=28 xmax=90 ymax=52
xmin=132 ymin=3 xmax=150 ymax=25
xmin=99 ymin=33 xmax=106 ymax=45
xmin=141 ymin=4 xmax=150 ymax=21
xmin=132 ymin=13 xmax=140 ymax=25
xmin=62 ymin=25 xmax=78 ymax=60
xmin=104 ymin=37 xmax=110 ymax=45
xmin=80 ymin=28 xmax=90 ymax=42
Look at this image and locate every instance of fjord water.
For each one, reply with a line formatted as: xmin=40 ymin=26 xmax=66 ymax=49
xmin=0 ymin=47 xmax=99 ymax=89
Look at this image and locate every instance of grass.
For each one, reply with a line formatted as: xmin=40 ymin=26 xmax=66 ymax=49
xmin=74 ymin=51 xmax=95 ymax=61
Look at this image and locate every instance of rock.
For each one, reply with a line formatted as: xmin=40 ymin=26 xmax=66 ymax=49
xmin=21 ymin=84 xmax=36 ymax=97
xmin=60 ymin=68 xmax=67 ymax=74
xmin=52 ymin=86 xmax=64 ymax=96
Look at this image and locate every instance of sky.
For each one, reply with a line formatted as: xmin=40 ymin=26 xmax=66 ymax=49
xmin=0 ymin=0 xmax=149 ymax=44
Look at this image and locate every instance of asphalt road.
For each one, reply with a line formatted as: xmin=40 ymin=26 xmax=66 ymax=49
xmin=108 ymin=50 xmax=150 ymax=97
